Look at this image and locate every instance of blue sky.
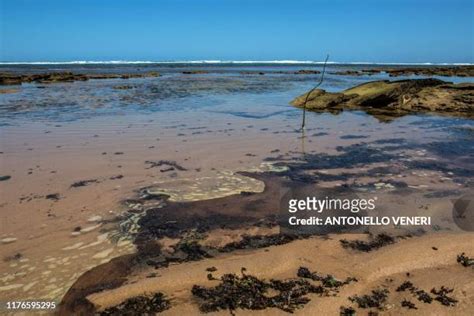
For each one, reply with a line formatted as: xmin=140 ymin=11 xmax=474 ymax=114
xmin=1 ymin=0 xmax=473 ymax=63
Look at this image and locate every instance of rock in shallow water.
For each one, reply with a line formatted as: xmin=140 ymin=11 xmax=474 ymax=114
xmin=291 ymin=79 xmax=474 ymax=121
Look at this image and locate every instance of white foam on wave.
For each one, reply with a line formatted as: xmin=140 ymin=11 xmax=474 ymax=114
xmin=0 ymin=60 xmax=325 ymax=65
xmin=0 ymin=60 xmax=472 ymax=65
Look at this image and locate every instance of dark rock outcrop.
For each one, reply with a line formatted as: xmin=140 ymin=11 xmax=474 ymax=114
xmin=0 ymin=71 xmax=160 ymax=85
xmin=291 ymin=79 xmax=474 ymax=121
xmin=331 ymin=65 xmax=474 ymax=77
xmin=294 ymin=69 xmax=321 ymax=74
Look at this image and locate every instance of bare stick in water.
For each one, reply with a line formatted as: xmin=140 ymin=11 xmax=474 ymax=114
xmin=301 ymin=54 xmax=330 ymax=129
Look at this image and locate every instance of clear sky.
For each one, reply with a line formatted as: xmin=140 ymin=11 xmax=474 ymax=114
xmin=1 ymin=0 xmax=473 ymax=63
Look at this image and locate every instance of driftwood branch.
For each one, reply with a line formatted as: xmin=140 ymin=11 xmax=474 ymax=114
xmin=301 ymin=54 xmax=330 ymax=129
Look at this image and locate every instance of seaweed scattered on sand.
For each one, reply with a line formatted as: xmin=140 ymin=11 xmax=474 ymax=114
xmin=172 ymin=239 xmax=213 ymax=261
xmin=348 ymin=289 xmax=389 ymax=309
xmin=219 ymin=234 xmax=299 ymax=252
xmin=45 ymin=193 xmax=60 ymax=201
xmin=416 ymin=290 xmax=433 ymax=304
xmin=192 ymin=271 xmax=323 ymax=314
xmin=192 ymin=266 xmax=358 ymax=314
xmin=297 ymin=267 xmax=357 ymax=289
xmin=431 ymin=286 xmax=458 ymax=306
xmin=3 ymin=252 xmax=22 ymax=262
xmin=340 ymin=233 xmax=396 ymax=252
xmin=401 ymin=299 xmax=417 ymax=309
xmin=159 ymin=167 xmax=175 ymax=173
xmin=396 ymin=281 xmax=414 ymax=292
xmin=70 ymin=179 xmax=98 ymax=188
xmin=0 ymin=175 xmax=11 ymax=181
xmin=207 ymin=273 xmax=217 ymax=280
xmin=396 ymin=281 xmax=433 ymax=304
xmin=99 ymin=292 xmax=170 ymax=315
xmin=145 ymin=160 xmax=187 ymax=171
xmin=457 ymin=252 xmax=474 ymax=267
xmin=340 ymin=306 xmax=356 ymax=315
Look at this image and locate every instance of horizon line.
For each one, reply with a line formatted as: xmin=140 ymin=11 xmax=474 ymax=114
xmin=0 ymin=60 xmax=472 ymax=66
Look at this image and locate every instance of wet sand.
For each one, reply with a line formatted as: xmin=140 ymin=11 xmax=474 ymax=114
xmin=56 ymin=166 xmax=474 ymax=314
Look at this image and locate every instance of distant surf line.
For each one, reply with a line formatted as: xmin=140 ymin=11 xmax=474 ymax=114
xmin=0 ymin=60 xmax=472 ymax=66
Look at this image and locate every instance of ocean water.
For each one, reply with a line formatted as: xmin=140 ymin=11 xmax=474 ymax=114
xmin=0 ymin=63 xmax=472 ymax=124
xmin=1 ymin=63 xmax=473 ymax=171
xmin=1 ymin=63 xmax=473 ymax=165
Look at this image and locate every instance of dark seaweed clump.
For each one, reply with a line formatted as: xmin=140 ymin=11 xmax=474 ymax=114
xmin=145 ymin=160 xmax=187 ymax=171
xmin=457 ymin=252 xmax=474 ymax=267
xmin=431 ymin=287 xmax=458 ymax=306
xmin=340 ymin=306 xmax=356 ymax=315
xmin=349 ymin=289 xmax=389 ymax=309
xmin=172 ymin=239 xmax=213 ymax=261
xmin=401 ymin=299 xmax=417 ymax=309
xmin=340 ymin=233 xmax=396 ymax=252
xmin=45 ymin=193 xmax=61 ymax=201
xmin=396 ymin=281 xmax=414 ymax=292
xmin=416 ymin=291 xmax=433 ymax=304
xmin=396 ymin=281 xmax=458 ymax=307
xmin=70 ymin=179 xmax=98 ymax=188
xmin=396 ymin=281 xmax=433 ymax=304
xmin=99 ymin=292 xmax=170 ymax=315
xmin=297 ymin=267 xmax=357 ymax=288
xmin=192 ymin=272 xmax=323 ymax=314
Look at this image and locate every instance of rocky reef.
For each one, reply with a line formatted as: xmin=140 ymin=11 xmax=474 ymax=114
xmin=0 ymin=71 xmax=160 ymax=85
xmin=291 ymin=79 xmax=474 ymax=121
xmin=331 ymin=65 xmax=474 ymax=77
